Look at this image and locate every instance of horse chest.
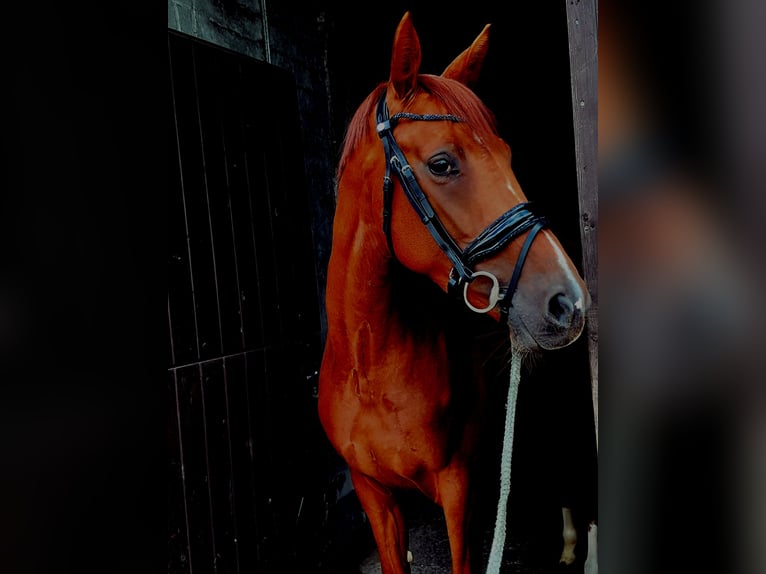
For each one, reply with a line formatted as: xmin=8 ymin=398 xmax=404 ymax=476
xmin=339 ymin=362 xmax=477 ymax=476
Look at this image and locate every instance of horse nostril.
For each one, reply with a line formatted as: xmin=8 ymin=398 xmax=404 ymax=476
xmin=548 ymin=292 xmax=575 ymax=327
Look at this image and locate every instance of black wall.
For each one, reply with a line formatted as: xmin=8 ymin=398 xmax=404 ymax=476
xmin=168 ymin=31 xmax=332 ymax=573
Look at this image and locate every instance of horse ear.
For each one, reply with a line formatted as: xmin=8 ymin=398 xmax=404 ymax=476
xmin=389 ymin=12 xmax=422 ymax=99
xmin=442 ymin=24 xmax=491 ymax=88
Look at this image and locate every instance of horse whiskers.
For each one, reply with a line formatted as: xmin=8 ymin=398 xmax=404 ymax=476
xmin=484 ymin=338 xmax=540 ymax=377
xmin=481 ymin=334 xmax=512 ymax=370
xmin=492 ymin=346 xmax=516 ymax=378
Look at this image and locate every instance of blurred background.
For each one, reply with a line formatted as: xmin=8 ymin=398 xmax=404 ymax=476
xmin=599 ymin=1 xmax=766 ymax=573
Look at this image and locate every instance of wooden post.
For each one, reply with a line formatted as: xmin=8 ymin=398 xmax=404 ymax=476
xmin=565 ymin=4 xmax=599 ymax=571
xmin=565 ymin=0 xmax=598 ymax=452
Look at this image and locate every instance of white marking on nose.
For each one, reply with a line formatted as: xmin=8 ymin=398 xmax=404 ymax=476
xmin=544 ymin=231 xmax=585 ymax=303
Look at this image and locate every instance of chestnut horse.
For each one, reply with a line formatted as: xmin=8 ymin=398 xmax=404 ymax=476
xmin=318 ymin=13 xmax=590 ymax=574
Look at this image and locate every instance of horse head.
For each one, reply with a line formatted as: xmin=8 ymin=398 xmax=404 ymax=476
xmin=374 ymin=12 xmax=589 ymax=351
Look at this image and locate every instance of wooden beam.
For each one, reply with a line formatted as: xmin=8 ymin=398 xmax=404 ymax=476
xmin=565 ymin=0 xmax=598 ymax=451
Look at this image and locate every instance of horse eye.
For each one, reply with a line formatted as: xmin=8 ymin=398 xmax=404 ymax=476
xmin=427 ymin=155 xmax=459 ymax=177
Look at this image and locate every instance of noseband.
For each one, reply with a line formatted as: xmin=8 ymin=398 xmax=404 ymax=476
xmin=375 ymin=94 xmax=547 ymax=318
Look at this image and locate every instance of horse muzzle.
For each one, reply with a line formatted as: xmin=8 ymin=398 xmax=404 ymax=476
xmin=512 ymin=285 xmax=590 ymax=350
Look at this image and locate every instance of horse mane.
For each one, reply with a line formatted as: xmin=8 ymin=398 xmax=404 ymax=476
xmin=337 ymin=75 xmax=500 ymax=179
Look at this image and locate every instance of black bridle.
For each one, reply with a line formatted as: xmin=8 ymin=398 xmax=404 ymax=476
xmin=375 ymin=94 xmax=548 ymax=319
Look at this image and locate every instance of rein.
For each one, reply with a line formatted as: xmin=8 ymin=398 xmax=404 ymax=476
xmin=485 ymin=346 xmax=522 ymax=574
xmin=375 ymin=94 xmax=547 ymax=318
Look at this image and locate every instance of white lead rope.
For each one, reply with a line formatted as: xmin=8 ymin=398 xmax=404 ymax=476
xmin=485 ymin=346 xmax=522 ymax=574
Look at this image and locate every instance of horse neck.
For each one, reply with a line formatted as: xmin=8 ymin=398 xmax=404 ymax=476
xmin=325 ymin=224 xmax=489 ymax=404
xmin=326 ymin=165 xmax=450 ymax=355
xmin=324 ymin=170 xmax=492 ymax=397
xmin=326 ymin=183 xmax=393 ymax=325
